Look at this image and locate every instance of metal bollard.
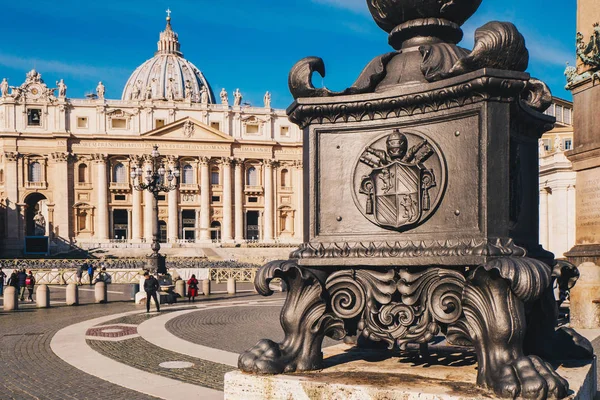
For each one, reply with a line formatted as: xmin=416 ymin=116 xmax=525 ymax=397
xmin=66 ymin=283 xmax=79 ymax=306
xmin=175 ymin=280 xmax=186 ymax=298
xmin=3 ymin=286 xmax=17 ymax=311
xmin=227 ymin=277 xmax=236 ymax=295
xmin=36 ymin=284 xmax=50 ymax=308
xmin=95 ymin=281 xmax=107 ymax=303
xmin=202 ymin=279 xmax=211 ymax=296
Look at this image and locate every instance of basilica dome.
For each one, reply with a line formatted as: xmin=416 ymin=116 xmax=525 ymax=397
xmin=122 ymin=13 xmax=215 ymax=103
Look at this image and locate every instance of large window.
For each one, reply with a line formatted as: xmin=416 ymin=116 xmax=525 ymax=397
xmin=27 ymin=109 xmax=41 ymax=126
xmin=281 ymin=169 xmax=289 ymax=188
xmin=564 ymin=139 xmax=573 ymax=151
xmin=246 ymin=167 xmax=257 ymax=186
xmin=78 ymin=164 xmax=88 ymax=183
xmin=113 ymin=163 xmax=126 ymax=183
xmin=211 ymin=167 xmax=220 ymax=185
xmin=182 ymin=164 xmax=194 ymax=184
xmin=28 ymin=162 xmax=42 ymax=182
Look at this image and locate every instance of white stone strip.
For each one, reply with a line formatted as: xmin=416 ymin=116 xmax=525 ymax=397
xmin=51 ymin=308 xmax=223 ymax=400
xmin=50 ymin=285 xmax=123 ymax=294
xmin=137 ymin=299 xmax=284 ymax=367
xmin=85 ymin=334 xmax=141 ymax=342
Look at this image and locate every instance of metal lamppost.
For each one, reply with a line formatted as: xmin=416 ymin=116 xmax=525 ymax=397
xmin=131 ymin=145 xmax=179 ymax=274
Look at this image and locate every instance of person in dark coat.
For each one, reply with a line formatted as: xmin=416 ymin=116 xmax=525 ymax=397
xmin=187 ymin=274 xmax=199 ymax=302
xmin=7 ymin=270 xmax=18 ymax=290
xmin=17 ymin=268 xmax=27 ymax=301
xmin=143 ymin=271 xmax=160 ymax=313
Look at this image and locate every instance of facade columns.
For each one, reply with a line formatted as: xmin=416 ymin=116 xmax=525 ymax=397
xmin=551 ymin=185 xmax=570 ymax=258
xmin=130 ymin=156 xmax=142 ymax=242
xmin=167 ymin=157 xmax=179 ymax=243
xmin=93 ymin=154 xmax=109 ymax=241
xmin=222 ymin=157 xmax=233 ymax=242
xmin=263 ymin=159 xmax=275 ymax=242
xmin=51 ymin=153 xmax=71 ymax=242
xmin=143 ymin=157 xmax=154 ymax=242
xmin=539 ymin=187 xmax=549 ymax=250
xmin=4 ymin=152 xmax=20 ymax=243
xmin=234 ymin=158 xmax=244 ymax=241
xmin=199 ymin=156 xmax=211 ymax=241
xmin=567 ymin=184 xmax=576 ymax=252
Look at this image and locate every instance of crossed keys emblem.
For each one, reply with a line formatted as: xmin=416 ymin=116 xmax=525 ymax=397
xmin=357 ymin=130 xmax=439 ymax=230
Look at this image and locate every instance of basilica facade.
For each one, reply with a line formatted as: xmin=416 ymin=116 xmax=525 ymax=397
xmin=0 ymin=15 xmax=303 ymax=255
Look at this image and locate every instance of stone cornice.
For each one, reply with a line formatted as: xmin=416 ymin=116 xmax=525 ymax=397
xmin=287 ymin=69 xmax=536 ymax=129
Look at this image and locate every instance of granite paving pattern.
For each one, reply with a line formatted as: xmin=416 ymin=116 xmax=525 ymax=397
xmin=87 ymin=337 xmax=234 ymax=391
xmin=0 ymin=303 xmax=159 ymax=400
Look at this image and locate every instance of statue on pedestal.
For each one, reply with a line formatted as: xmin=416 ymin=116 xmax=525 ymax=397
xmin=96 ymin=81 xmax=105 ymax=99
xmin=184 ymin=80 xmax=192 ymax=101
xmin=220 ymin=88 xmax=228 ymax=105
xmin=1 ymin=78 xmax=9 ymax=97
xmin=233 ymin=88 xmax=242 ymax=106
xmin=238 ymin=1 xmax=593 ymax=399
xmin=264 ymin=91 xmax=271 ymax=108
xmin=57 ymin=79 xmax=67 ymax=98
xmin=200 ymin=86 xmax=209 ymax=105
xmin=33 ymin=212 xmax=46 ymax=236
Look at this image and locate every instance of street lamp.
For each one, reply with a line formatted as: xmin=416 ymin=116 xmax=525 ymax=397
xmin=131 ymin=145 xmax=180 ymax=274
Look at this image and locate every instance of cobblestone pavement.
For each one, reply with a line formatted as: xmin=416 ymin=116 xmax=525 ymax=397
xmin=0 ymin=302 xmax=160 ymax=400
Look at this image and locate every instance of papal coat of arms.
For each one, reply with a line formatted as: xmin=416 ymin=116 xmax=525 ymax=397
xmin=353 ymin=129 xmax=445 ymax=231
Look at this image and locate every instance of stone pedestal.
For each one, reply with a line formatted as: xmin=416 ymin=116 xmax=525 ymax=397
xmin=227 ymin=277 xmax=236 ymax=294
xmin=36 ymin=284 xmax=50 ymax=308
xmin=570 ymin=262 xmax=600 ymax=328
xmin=175 ymin=279 xmax=186 ymax=298
xmin=226 ymin=345 xmax=597 ymax=400
xmin=3 ymin=286 xmax=17 ymax=311
xmin=95 ymin=281 xmax=107 ymax=303
xmin=202 ymin=279 xmax=211 ymax=296
xmin=66 ymin=283 xmax=79 ymax=306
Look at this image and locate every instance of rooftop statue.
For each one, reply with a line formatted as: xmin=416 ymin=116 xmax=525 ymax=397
xmin=239 ymin=1 xmax=593 ymax=399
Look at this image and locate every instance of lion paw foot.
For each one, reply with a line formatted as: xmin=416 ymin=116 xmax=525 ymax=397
xmin=490 ymin=356 xmax=568 ymax=399
xmin=238 ymin=339 xmax=289 ymax=374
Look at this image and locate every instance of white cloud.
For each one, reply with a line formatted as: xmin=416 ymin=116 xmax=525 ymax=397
xmin=0 ymin=53 xmax=129 ymax=80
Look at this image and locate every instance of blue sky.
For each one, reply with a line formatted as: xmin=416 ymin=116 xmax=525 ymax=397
xmin=0 ymin=0 xmax=576 ymax=109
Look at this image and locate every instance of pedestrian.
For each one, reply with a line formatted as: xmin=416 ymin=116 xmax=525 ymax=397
xmin=95 ymin=267 xmax=112 ymax=284
xmin=87 ymin=263 xmax=95 ymax=286
xmin=0 ymin=267 xmax=6 ymax=296
xmin=143 ymin=271 xmax=160 ymax=313
xmin=25 ymin=270 xmax=35 ymax=302
xmin=187 ymin=274 xmax=199 ymax=302
xmin=17 ymin=268 xmax=27 ymax=301
xmin=76 ymin=263 xmax=84 ymax=285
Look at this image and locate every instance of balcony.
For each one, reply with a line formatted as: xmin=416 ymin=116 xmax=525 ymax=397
xmin=244 ymin=185 xmax=264 ymax=195
xmin=179 ymin=183 xmax=199 ymax=192
xmin=109 ymin=182 xmax=130 ymax=192
xmin=25 ymin=181 xmax=47 ymax=190
xmin=76 ymin=182 xmax=93 ymax=190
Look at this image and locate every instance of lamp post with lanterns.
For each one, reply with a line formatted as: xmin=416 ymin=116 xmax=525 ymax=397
xmin=131 ymin=145 xmax=179 ymax=274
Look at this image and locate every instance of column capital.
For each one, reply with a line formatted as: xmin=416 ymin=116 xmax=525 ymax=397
xmin=264 ymin=159 xmax=277 ymax=168
xmin=91 ymin=153 xmax=108 ymax=163
xmin=199 ymin=156 xmax=211 ymax=166
xmin=4 ymin=151 xmax=20 ymax=161
xmin=50 ymin=152 xmax=74 ymax=163
xmin=166 ymin=155 xmax=180 ymax=166
xmin=221 ymin=157 xmax=233 ymax=166
xmin=129 ymin=154 xmax=144 ymax=165
xmin=232 ymin=157 xmax=245 ymax=166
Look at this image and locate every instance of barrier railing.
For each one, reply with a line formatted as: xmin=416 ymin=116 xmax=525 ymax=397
xmin=210 ymin=268 xmax=258 ymax=283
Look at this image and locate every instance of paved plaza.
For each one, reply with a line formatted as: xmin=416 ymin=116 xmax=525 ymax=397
xmin=0 ymin=286 xmax=598 ymax=399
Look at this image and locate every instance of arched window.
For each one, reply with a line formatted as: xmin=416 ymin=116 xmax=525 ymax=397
xmin=113 ymin=163 xmax=126 ymax=183
xmin=78 ymin=210 xmax=87 ymax=231
xmin=246 ymin=166 xmax=257 ymax=186
xmin=29 ymin=161 xmax=42 ymax=183
xmin=211 ymin=167 xmax=220 ymax=185
xmin=281 ymin=169 xmax=289 ymax=188
xmin=182 ymin=164 xmax=194 ymax=184
xmin=78 ymin=164 xmax=88 ymax=183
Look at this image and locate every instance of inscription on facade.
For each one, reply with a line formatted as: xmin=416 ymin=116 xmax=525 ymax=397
xmin=576 ymin=171 xmax=600 ymax=244
xmin=72 ymin=142 xmax=230 ymax=151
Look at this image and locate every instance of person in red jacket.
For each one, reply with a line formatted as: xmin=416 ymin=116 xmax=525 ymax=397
xmin=187 ymin=274 xmax=199 ymax=302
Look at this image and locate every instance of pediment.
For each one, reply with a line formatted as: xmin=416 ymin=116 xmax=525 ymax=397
xmin=142 ymin=117 xmax=234 ymax=142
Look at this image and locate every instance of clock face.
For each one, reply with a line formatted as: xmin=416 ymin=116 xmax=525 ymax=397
xmin=29 ymin=84 xmax=42 ymax=99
